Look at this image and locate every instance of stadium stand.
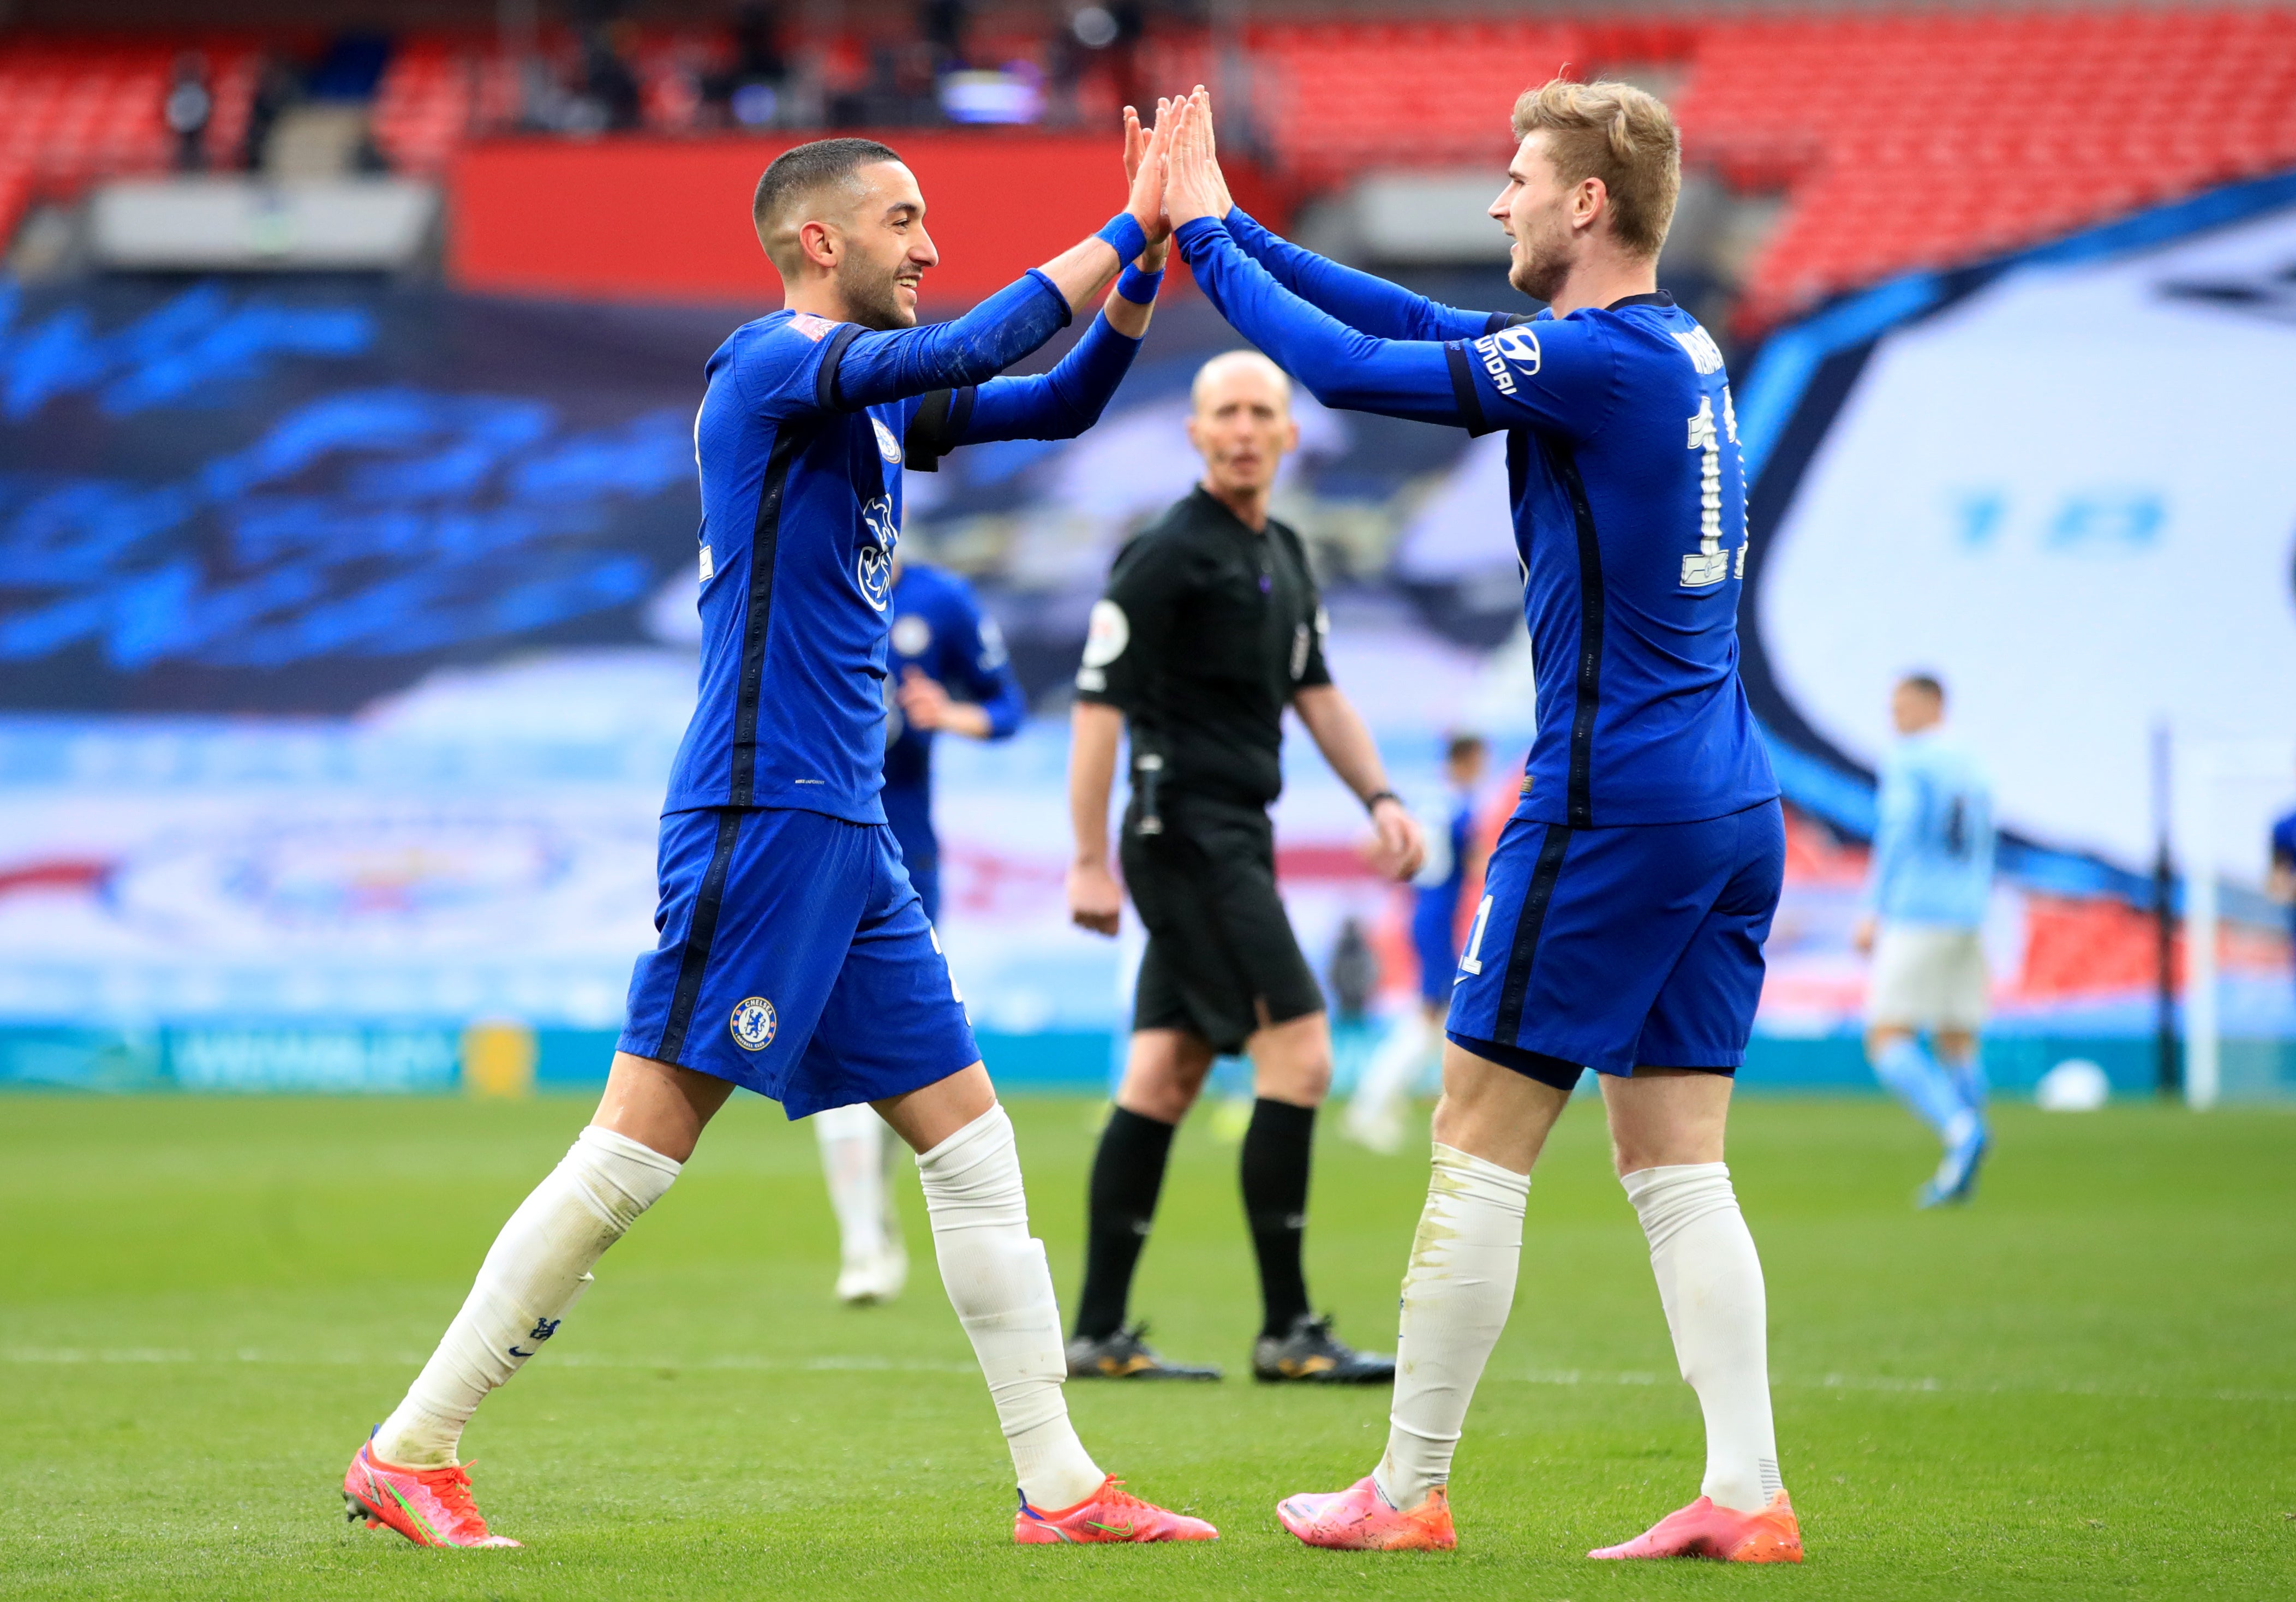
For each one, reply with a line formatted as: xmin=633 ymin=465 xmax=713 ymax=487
xmin=7 ymin=11 xmax=2296 ymax=326
xmin=1669 ymin=9 xmax=2296 ymax=326
xmin=0 ymin=37 xmax=258 ymax=250
xmin=368 ymin=34 xmax=517 ymax=175
xmin=1242 ymin=9 xmax=2296 ymax=328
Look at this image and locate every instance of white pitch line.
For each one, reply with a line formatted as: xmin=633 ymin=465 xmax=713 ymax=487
xmin=1490 ymin=1368 xmax=2296 ymax=1405
xmin=5 ymin=1349 xmax=2292 ymax=1404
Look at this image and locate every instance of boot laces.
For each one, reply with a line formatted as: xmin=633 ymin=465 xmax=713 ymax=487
xmin=418 ymin=1462 xmax=489 ymax=1538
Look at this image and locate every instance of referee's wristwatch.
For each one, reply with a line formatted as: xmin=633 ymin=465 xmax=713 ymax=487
xmin=1362 ymin=789 xmax=1402 ymax=816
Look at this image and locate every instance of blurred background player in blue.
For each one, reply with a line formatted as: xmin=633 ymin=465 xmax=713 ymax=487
xmin=2270 ymin=782 xmax=2296 ymax=992
xmin=1855 ymin=673 xmax=1996 ymax=1208
xmin=1344 ymin=731 xmax=1490 ymax=1153
xmin=815 ymin=549 xmax=1026 ymax=1306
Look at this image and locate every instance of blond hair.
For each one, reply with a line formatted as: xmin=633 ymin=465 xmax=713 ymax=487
xmin=1511 ymin=79 xmax=1681 ymax=260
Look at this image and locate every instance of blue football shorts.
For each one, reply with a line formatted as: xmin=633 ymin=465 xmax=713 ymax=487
xmin=618 ymin=806 xmax=979 ymax=1119
xmin=1444 ymin=799 xmax=1784 ymax=1085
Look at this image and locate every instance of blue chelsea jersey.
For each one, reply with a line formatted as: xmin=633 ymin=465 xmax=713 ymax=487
xmin=1464 ymin=299 xmax=1778 ymax=828
xmin=667 ymin=309 xmax=919 ymax=821
xmin=1177 ymin=216 xmax=1779 ymax=830
xmin=659 ymin=271 xmax=1139 ymax=821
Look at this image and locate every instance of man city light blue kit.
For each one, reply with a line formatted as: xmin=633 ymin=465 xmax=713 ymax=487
xmin=1865 ymin=732 xmax=1995 ymax=929
xmin=1179 ymin=213 xmax=1781 ymax=1080
xmin=621 ymin=272 xmax=1139 ymax=1115
xmin=882 ymin=561 xmax=1026 ymax=923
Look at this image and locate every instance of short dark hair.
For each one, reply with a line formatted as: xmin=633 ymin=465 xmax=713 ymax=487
xmin=752 ymin=137 xmax=903 ymax=265
xmin=1445 ymin=731 xmax=1487 ymax=764
xmin=1899 ymin=672 xmax=1946 ymax=703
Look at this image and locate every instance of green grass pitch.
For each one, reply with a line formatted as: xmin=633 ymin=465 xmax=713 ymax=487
xmin=3 ymin=1091 xmax=2291 ymax=1599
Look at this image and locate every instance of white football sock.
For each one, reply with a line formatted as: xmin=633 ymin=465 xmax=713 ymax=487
xmin=1349 ymin=1010 xmax=1433 ymax=1130
xmin=1374 ymin=1143 xmax=1529 ymax=1509
xmin=372 ymin=1125 xmax=680 ymax=1468
xmin=914 ymin=1103 xmax=1104 ymax=1511
xmin=1622 ymin=1162 xmax=1783 ymax=1513
xmin=814 ymin=1102 xmax=888 ymax=1273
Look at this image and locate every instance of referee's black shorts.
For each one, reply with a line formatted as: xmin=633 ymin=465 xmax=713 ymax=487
xmin=1119 ymin=795 xmax=1325 ymax=1055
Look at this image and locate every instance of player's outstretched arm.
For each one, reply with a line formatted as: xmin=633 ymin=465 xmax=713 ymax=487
xmin=1182 ymin=87 xmax=1497 ymax=343
xmin=1224 ymin=205 xmax=1500 ymax=342
xmin=1165 ymin=98 xmax=1611 ymax=436
xmin=829 ymin=112 xmax=1173 ymax=413
xmin=907 ymin=106 xmax=1172 ymax=458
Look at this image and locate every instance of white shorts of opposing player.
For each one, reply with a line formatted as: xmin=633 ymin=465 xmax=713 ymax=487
xmin=1866 ymin=924 xmax=1988 ymax=1033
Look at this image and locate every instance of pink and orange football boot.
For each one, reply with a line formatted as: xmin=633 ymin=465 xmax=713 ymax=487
xmin=1277 ymin=1475 xmax=1456 ymax=1551
xmin=343 ymin=1439 xmax=521 ymax=1549
xmin=1589 ymin=1490 xmax=1803 ymax=1563
xmin=1013 ymin=1477 xmax=1218 ymax=1544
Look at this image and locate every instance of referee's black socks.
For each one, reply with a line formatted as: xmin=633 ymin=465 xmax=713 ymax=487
xmin=1241 ymin=1096 xmax=1317 ymax=1338
xmin=1073 ymin=1107 xmax=1175 ymax=1342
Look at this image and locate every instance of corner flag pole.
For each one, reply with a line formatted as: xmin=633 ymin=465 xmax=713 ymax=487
xmin=2151 ymin=721 xmax=2180 ymax=1101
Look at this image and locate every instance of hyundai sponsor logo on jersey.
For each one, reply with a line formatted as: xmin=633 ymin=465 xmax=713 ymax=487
xmin=1471 ymin=326 xmax=1541 ymax=395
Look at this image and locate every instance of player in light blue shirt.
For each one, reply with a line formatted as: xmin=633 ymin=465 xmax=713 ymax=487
xmin=1855 ymin=673 xmax=1995 ymax=1206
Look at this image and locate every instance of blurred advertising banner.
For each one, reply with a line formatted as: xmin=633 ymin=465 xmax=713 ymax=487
xmin=445 ymin=134 xmax=1285 ymax=306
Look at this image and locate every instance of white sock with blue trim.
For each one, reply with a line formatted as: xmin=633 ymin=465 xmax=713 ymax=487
xmin=372 ymin=1125 xmax=679 ymax=1468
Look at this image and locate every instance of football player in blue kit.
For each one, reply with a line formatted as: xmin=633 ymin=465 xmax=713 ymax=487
xmin=814 ymin=555 xmax=1026 ymax=1307
xmin=1344 ymin=732 xmax=1489 ymax=1153
xmin=1159 ymin=83 xmax=1802 ymax=1562
xmin=345 ymin=116 xmax=1222 ymax=1549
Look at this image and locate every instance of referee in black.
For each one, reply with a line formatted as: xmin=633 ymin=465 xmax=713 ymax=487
xmin=1065 ymin=349 xmax=1425 ymax=1382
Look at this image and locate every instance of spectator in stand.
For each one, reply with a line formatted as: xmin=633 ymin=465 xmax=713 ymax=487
xmin=920 ymin=0 xmax=973 ymax=73
xmin=242 ymin=52 xmax=301 ymax=172
xmin=165 ymin=53 xmax=213 ymax=172
xmin=2269 ymin=789 xmax=2296 ymax=992
xmin=578 ymin=23 xmax=644 ymax=132
xmin=705 ymin=2 xmax=791 ymax=128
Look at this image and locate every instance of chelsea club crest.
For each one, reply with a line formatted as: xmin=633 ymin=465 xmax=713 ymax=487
xmin=730 ymin=996 xmax=777 ymax=1052
xmin=856 ymin=494 xmax=898 ymax=611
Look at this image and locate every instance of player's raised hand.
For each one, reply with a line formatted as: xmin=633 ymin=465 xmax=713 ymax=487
xmin=1366 ymin=796 xmax=1427 ymax=883
xmin=1123 ymin=97 xmax=1176 ymax=242
xmin=1067 ymin=859 xmax=1123 ymax=937
xmin=1122 ymin=101 xmax=1176 ymax=244
xmin=1189 ymin=85 xmax=1234 ymax=217
xmin=1162 ymin=97 xmax=1222 ymax=228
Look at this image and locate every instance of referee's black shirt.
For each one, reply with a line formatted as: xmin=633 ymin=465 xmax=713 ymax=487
xmin=1074 ymin=485 xmax=1330 ymax=811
